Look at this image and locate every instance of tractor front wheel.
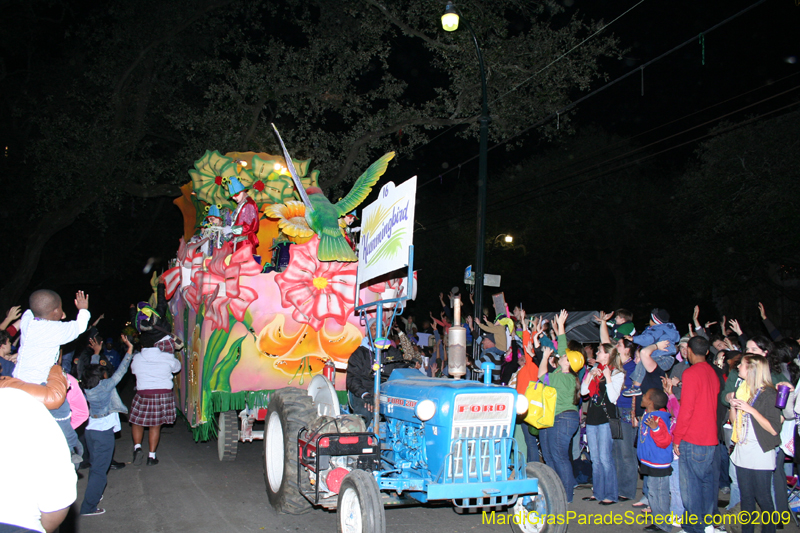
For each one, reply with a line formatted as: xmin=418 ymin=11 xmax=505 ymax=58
xmin=336 ymin=469 xmax=385 ymax=533
xmin=509 ymin=462 xmax=567 ymax=533
xmin=264 ymin=388 xmax=315 ymax=514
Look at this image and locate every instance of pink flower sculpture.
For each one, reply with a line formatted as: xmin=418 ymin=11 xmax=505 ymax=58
xmin=174 ymin=238 xmax=208 ymax=311
xmin=195 ymin=241 xmax=262 ymax=332
xmin=162 ymin=267 xmax=182 ymax=300
xmin=275 ymin=238 xmax=358 ymax=331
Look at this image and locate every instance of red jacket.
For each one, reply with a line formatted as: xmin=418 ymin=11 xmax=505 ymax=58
xmin=672 ymin=361 xmax=720 ymax=447
xmin=233 ymin=196 xmax=260 ymax=252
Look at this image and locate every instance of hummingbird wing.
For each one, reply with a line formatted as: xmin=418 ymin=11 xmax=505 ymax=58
xmin=334 ymin=152 xmax=395 ymax=217
xmin=271 ymin=124 xmax=313 ymax=211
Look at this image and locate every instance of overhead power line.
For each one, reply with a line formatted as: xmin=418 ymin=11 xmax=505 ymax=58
xmin=415 ymin=0 xmax=770 ymax=191
xmin=418 ymin=98 xmax=800 ymax=233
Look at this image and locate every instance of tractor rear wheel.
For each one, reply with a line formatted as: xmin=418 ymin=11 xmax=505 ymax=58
xmin=217 ymin=410 xmax=239 ymax=462
xmin=509 ymin=462 xmax=567 ymax=533
xmin=336 ymin=469 xmax=385 ymax=533
xmin=264 ymin=388 xmax=315 ymax=514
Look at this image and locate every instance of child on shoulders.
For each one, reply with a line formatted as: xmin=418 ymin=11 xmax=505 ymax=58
xmin=13 ymin=290 xmax=91 ymax=464
xmin=623 ymin=308 xmax=680 ymax=397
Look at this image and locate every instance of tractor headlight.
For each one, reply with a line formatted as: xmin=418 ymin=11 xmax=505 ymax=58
xmin=415 ymin=399 xmax=436 ymax=421
xmin=516 ymin=394 xmax=529 ymax=415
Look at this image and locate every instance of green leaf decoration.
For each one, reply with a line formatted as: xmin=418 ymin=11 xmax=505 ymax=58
xmin=241 ymin=155 xmax=320 ymax=208
xmin=209 ymin=335 xmax=245 ymax=392
xmin=199 ymin=323 xmax=231 ymax=425
xmin=303 ymin=169 xmax=320 ymax=190
xmin=188 ymin=150 xmax=238 ymax=209
xmin=240 ymin=156 xmax=292 ymax=207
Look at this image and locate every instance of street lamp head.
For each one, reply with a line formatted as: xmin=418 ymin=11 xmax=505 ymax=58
xmin=504 ymin=235 xmax=513 ymax=244
xmin=441 ymin=3 xmax=459 ymax=32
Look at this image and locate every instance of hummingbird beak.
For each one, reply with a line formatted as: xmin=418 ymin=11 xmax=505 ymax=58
xmin=271 ymin=123 xmax=314 ymax=211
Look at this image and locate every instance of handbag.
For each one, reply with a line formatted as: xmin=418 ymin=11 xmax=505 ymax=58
xmin=524 ymin=378 xmax=557 ymax=429
xmin=601 ymin=392 xmax=623 ymax=440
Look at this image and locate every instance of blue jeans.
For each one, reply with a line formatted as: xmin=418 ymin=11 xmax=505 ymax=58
xmin=80 ymin=427 xmax=115 ymax=514
xmin=348 ymin=391 xmax=372 ymax=420
xmin=727 ymin=459 xmax=740 ymax=510
xmin=646 ymin=475 xmax=672 ymax=532
xmin=670 ymin=456 xmax=684 ymax=517
xmin=586 ymin=423 xmax=618 ymax=502
xmin=522 ymin=422 xmax=541 ymax=463
xmin=737 ymin=466 xmax=775 ymax=533
xmin=773 ymin=448 xmax=789 ymax=514
xmin=630 ymin=353 xmax=674 ymax=384
xmin=540 ymin=410 xmax=579 ymax=503
xmin=679 ymin=441 xmax=717 ymax=533
xmin=718 ymin=442 xmax=730 ymax=489
xmin=50 ymin=400 xmax=82 ymax=459
xmin=613 ymin=411 xmax=638 ymax=500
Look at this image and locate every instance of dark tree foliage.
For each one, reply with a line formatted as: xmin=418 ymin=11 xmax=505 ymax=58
xmin=0 ymin=0 xmax=618 ymax=309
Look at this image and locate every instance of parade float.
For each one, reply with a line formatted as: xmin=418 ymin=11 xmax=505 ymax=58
xmin=161 ymin=132 xmax=414 ymax=458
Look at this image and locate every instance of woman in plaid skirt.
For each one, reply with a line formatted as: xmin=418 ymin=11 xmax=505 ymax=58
xmin=130 ymin=284 xmax=182 ymax=466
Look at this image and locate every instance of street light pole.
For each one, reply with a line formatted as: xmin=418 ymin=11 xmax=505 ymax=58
xmin=442 ymin=3 xmax=490 ymax=323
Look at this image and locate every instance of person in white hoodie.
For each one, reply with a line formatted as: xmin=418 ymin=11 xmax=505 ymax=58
xmin=129 ymin=283 xmax=182 ymax=466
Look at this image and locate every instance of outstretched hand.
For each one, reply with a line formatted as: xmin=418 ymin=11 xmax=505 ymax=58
xmin=4 ymin=305 xmax=21 ymax=322
xmin=75 ymin=291 xmax=89 ymax=310
xmin=758 ymin=302 xmax=767 ymax=321
xmin=728 ymin=319 xmax=743 ymax=336
xmin=644 ymin=416 xmax=660 ymax=430
xmin=121 ymin=334 xmax=133 ymax=353
xmin=88 ymin=337 xmax=102 ymax=355
xmin=594 ymin=310 xmax=614 ymax=323
xmin=661 ymin=375 xmax=673 ymax=396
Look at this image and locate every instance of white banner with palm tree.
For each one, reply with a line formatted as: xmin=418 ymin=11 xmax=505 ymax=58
xmin=357 ymin=177 xmax=417 ymax=285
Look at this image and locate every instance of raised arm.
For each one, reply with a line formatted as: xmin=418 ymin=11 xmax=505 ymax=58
xmin=639 ymin=340 xmax=670 ymax=373
xmin=538 ymin=347 xmax=553 ymax=380
xmin=594 ymin=311 xmax=613 ymax=345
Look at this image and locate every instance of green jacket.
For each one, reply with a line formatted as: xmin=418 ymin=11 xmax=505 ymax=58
xmin=547 ymin=367 xmax=579 ymax=415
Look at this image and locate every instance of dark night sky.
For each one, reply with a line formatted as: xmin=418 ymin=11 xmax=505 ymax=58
xmin=5 ymin=0 xmax=799 ymax=334
xmin=394 ymin=0 xmax=799 ymax=318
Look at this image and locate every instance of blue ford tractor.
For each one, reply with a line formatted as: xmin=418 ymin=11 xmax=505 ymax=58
xmin=263 ymin=363 xmax=568 ymax=533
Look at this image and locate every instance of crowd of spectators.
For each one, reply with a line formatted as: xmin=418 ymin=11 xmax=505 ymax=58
xmin=347 ymin=294 xmax=800 ymax=533
xmin=0 ymin=285 xmax=181 ymax=531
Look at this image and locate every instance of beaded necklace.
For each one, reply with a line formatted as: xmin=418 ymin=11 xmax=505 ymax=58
xmin=737 ymin=387 xmax=763 ymax=445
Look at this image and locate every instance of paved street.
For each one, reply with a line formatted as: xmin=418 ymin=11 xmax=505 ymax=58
xmin=59 ymin=397 xmax=799 ymax=533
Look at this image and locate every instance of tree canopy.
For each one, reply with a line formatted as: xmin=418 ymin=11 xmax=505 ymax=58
xmin=0 ymin=0 xmax=618 ymax=309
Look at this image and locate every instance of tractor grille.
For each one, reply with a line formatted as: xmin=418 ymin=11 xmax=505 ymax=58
xmin=449 ymin=393 xmax=514 ymax=479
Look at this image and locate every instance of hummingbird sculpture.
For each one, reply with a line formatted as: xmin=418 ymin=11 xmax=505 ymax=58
xmin=268 ymin=124 xmax=395 ymax=262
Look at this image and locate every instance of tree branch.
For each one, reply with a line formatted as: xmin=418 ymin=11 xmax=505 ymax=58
xmin=122 ymin=182 xmax=182 ymax=198
xmin=362 ymin=0 xmax=459 ymax=52
xmin=113 ymin=0 xmax=235 ymax=99
xmin=0 ymin=197 xmax=94 ymax=309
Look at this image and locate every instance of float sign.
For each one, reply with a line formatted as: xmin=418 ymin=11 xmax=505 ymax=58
xmin=357 ymin=176 xmax=417 ymax=284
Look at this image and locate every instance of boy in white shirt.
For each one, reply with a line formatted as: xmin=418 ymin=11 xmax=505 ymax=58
xmin=14 ymin=289 xmax=91 ymax=464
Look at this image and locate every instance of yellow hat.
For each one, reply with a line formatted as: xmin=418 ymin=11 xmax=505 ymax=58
xmin=565 ymin=350 xmax=585 ymax=372
xmin=497 ymin=317 xmax=514 ymax=333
